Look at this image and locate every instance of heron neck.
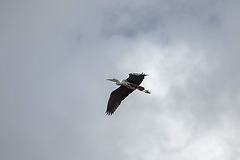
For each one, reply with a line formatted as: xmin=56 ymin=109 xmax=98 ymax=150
xmin=116 ymin=80 xmax=121 ymax=85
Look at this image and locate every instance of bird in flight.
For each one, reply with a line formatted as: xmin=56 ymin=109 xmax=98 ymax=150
xmin=106 ymin=73 xmax=151 ymax=115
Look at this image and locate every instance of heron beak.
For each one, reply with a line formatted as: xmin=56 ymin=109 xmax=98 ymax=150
xmin=106 ymin=79 xmax=113 ymax=81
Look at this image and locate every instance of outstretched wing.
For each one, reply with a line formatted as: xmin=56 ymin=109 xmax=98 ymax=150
xmin=126 ymin=73 xmax=147 ymax=85
xmin=106 ymin=86 xmax=134 ymax=115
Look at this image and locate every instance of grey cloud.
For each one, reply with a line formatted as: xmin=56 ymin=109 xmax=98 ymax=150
xmin=1 ymin=0 xmax=240 ymax=160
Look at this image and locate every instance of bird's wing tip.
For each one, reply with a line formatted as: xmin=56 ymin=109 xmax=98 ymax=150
xmin=105 ymin=111 xmax=113 ymax=115
xmin=130 ymin=72 xmax=148 ymax=76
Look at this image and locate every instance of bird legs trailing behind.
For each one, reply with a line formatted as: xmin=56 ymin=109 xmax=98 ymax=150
xmin=107 ymin=78 xmax=151 ymax=94
xmin=129 ymin=83 xmax=151 ymax=94
xmin=137 ymin=86 xmax=151 ymax=94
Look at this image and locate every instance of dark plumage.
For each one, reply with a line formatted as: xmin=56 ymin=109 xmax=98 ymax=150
xmin=106 ymin=73 xmax=149 ymax=115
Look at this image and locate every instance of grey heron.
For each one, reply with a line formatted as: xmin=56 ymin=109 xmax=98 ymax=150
xmin=106 ymin=73 xmax=151 ymax=115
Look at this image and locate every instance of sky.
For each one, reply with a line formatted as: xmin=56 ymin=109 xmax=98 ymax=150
xmin=1 ymin=0 xmax=240 ymax=160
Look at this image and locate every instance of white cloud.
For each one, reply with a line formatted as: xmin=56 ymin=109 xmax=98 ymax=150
xmin=1 ymin=0 xmax=240 ymax=160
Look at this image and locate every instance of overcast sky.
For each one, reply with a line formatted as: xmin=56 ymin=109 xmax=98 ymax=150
xmin=1 ymin=0 xmax=240 ymax=160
